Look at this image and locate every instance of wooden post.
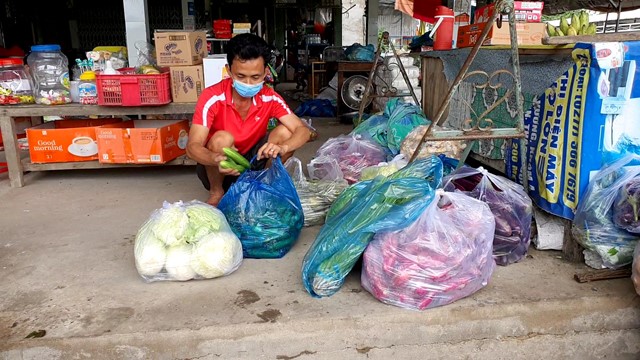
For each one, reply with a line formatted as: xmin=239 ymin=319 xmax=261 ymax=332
xmin=562 ymin=219 xmax=584 ymax=263
xmin=0 ymin=115 xmax=25 ymax=187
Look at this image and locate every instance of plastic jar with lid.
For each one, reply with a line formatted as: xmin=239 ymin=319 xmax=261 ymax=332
xmin=78 ymin=71 xmax=98 ymax=105
xmin=0 ymin=58 xmax=35 ymax=105
xmin=27 ymin=44 xmax=71 ymax=105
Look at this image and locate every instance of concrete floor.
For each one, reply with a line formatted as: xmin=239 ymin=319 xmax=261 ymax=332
xmin=1 ymin=114 xmax=639 ymax=359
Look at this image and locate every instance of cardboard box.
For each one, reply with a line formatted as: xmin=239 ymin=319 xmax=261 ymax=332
xmin=474 ymin=2 xmax=543 ymax=23
xmin=457 ymin=22 xmax=545 ymax=48
xmin=170 ymin=65 xmax=204 ymax=103
xmin=203 ymin=55 xmax=230 ymax=87
xmin=26 ymin=119 xmax=122 ymax=163
xmin=154 ymin=30 xmax=207 ymax=66
xmin=96 ymin=120 xmax=189 ymax=164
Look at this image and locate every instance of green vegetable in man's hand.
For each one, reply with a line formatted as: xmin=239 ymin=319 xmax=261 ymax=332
xmin=220 ymin=160 xmax=247 ymax=173
xmin=223 ymin=147 xmax=250 ymax=169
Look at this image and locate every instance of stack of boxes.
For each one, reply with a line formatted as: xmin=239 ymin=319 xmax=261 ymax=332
xmin=457 ymin=1 xmax=545 ymax=48
xmin=233 ymin=23 xmax=252 ymax=36
xmin=154 ymin=30 xmax=207 ymax=103
xmin=213 ymin=20 xmax=232 ymax=39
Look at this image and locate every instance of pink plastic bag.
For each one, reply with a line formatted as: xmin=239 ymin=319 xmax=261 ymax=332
xmin=361 ymin=191 xmax=496 ymax=310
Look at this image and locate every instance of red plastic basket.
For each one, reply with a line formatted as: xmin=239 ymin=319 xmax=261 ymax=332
xmin=96 ymin=68 xmax=171 ymax=106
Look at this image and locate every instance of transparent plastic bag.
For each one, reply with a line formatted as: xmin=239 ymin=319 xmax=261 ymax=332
xmin=632 ymin=242 xmax=640 ymax=295
xmin=284 ymin=157 xmax=348 ymax=226
xmin=307 ymin=155 xmax=344 ymax=181
xmin=218 ymin=156 xmax=304 ymax=258
xmin=572 ymin=155 xmax=640 ymax=269
xmin=313 ymin=134 xmax=388 ymax=184
xmin=443 ymin=166 xmax=533 ymax=266
xmin=361 ymin=191 xmax=496 ymax=310
xmin=134 ymin=200 xmax=243 ymax=282
xmin=302 ymin=157 xmax=443 ymax=298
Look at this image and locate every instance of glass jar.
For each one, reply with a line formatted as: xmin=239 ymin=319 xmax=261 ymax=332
xmin=27 ymin=44 xmax=71 ymax=105
xmin=78 ymin=71 xmax=98 ymax=105
xmin=0 ymin=58 xmax=35 ymax=105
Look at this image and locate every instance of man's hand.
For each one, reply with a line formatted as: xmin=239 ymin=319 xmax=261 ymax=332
xmin=257 ymin=142 xmax=290 ymax=160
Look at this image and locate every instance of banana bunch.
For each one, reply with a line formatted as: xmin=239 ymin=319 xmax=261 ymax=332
xmin=546 ymin=10 xmax=596 ymax=37
xmin=136 ymin=65 xmax=161 ymax=75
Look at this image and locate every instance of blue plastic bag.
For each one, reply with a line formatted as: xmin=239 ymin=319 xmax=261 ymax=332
xmin=301 ymin=156 xmax=443 ymax=297
xmin=218 ymin=156 xmax=304 ymax=258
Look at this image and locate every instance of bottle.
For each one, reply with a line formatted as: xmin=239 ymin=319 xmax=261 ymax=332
xmin=27 ymin=44 xmax=71 ymax=105
xmin=0 ymin=58 xmax=35 ymax=104
xmin=78 ymin=71 xmax=98 ymax=105
xmin=102 ymin=60 xmax=120 ymax=75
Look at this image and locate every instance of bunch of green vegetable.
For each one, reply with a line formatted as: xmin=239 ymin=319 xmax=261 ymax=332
xmin=302 ymin=156 xmax=443 ymax=298
xmin=134 ymin=200 xmax=243 ymax=282
xmin=220 ymin=147 xmax=250 ymax=173
xmin=285 ymin=157 xmax=349 ymax=226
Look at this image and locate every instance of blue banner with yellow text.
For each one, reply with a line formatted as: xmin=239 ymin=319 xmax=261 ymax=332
xmin=507 ymin=42 xmax=640 ymax=220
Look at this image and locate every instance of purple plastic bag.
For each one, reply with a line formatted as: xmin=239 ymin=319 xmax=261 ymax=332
xmin=443 ymin=167 xmax=533 ymax=266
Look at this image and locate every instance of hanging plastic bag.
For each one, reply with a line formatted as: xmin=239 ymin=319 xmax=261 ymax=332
xmin=572 ymin=155 xmax=640 ymax=269
xmin=361 ymin=191 xmax=496 ymax=310
xmin=443 ymin=166 xmax=533 ymax=266
xmin=284 ymin=157 xmax=348 ymax=226
xmin=313 ymin=134 xmax=388 ymax=184
xmin=134 ymin=200 xmax=243 ymax=282
xmin=218 ymin=157 xmax=304 ymax=258
xmin=302 ymin=156 xmax=443 ymax=298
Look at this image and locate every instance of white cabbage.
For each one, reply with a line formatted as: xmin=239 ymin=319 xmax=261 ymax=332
xmin=190 ymin=232 xmax=243 ymax=279
xmin=165 ymin=244 xmax=196 ymax=281
xmin=134 ymin=223 xmax=167 ymax=277
xmin=152 ymin=204 xmax=189 ymax=247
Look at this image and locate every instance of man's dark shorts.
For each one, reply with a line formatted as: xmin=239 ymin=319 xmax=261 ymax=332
xmin=196 ymin=135 xmax=269 ymax=192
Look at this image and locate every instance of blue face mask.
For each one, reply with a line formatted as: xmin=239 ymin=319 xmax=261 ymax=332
xmin=232 ymin=79 xmax=264 ymax=98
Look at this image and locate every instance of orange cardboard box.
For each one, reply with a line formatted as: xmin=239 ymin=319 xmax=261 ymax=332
xmin=457 ymin=22 xmax=545 ymax=48
xmin=26 ymin=118 xmax=122 ymax=163
xmin=95 ymin=119 xmax=189 ymax=164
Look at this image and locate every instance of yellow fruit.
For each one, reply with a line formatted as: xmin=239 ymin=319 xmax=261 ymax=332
xmin=556 ymin=27 xmax=565 ymax=37
xmin=547 ymin=23 xmax=557 ymax=36
xmin=567 ymin=27 xmax=578 ymax=36
xmin=571 ymin=14 xmax=581 ymax=30
xmin=580 ymin=11 xmax=589 ymax=27
xmin=560 ymin=18 xmax=570 ymax=34
xmin=580 ymin=24 xmax=588 ymax=35
xmin=587 ymin=23 xmax=597 ymax=35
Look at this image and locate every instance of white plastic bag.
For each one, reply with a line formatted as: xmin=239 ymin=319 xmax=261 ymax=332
xmin=134 ymin=200 xmax=243 ymax=282
xmin=360 ymin=154 xmax=409 ymax=181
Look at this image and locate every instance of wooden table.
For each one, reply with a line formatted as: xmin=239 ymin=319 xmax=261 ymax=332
xmin=0 ymin=103 xmax=198 ymax=187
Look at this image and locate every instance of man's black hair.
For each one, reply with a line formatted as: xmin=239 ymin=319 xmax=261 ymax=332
xmin=226 ymin=33 xmax=271 ymax=68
